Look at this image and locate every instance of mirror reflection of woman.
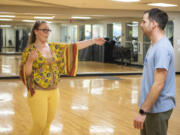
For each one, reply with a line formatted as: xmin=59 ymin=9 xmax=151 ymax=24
xmin=20 ymin=20 xmax=105 ymax=135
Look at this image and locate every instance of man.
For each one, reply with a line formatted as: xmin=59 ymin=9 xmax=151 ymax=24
xmin=133 ymin=8 xmax=176 ymax=135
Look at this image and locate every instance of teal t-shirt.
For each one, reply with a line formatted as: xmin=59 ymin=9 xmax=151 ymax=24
xmin=139 ymin=37 xmax=176 ymax=113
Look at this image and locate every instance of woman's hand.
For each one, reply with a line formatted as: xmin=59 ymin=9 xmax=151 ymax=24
xmin=27 ymin=50 xmax=38 ymax=63
xmin=77 ymin=38 xmax=106 ymax=50
xmin=25 ymin=50 xmax=38 ymax=76
xmin=93 ymin=38 xmax=106 ymax=45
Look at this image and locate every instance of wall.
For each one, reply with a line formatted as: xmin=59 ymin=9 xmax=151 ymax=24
xmin=170 ymin=13 xmax=180 ymax=72
xmin=48 ymin=23 xmax=61 ymax=43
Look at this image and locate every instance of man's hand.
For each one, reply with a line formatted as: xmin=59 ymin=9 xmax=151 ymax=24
xmin=133 ymin=113 xmax=146 ymax=129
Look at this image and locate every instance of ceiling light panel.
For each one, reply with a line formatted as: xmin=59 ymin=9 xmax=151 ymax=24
xmin=22 ymin=20 xmax=36 ymax=23
xmin=148 ymin=3 xmax=178 ymax=7
xmin=0 ymin=19 xmax=13 ymax=21
xmin=112 ymin=0 xmax=140 ymax=2
xmin=0 ymin=25 xmax=11 ymax=28
xmin=0 ymin=15 xmax=15 ymax=18
xmin=72 ymin=16 xmax=91 ymax=19
xmin=34 ymin=16 xmax=55 ymax=19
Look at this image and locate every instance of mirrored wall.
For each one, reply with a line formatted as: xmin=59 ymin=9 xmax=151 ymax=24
xmin=0 ymin=25 xmax=31 ymax=53
xmin=0 ymin=20 xmax=174 ymax=77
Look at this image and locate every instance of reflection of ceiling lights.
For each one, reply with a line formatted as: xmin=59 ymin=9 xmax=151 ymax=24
xmin=131 ymin=90 xmax=138 ymax=104
xmin=127 ymin=24 xmax=138 ymax=27
xmin=90 ymin=126 xmax=114 ymax=133
xmin=0 ymin=15 xmax=15 ymax=18
xmin=112 ymin=0 xmax=140 ymax=2
xmin=0 ymin=93 xmax=12 ymax=102
xmin=34 ymin=16 xmax=55 ymax=19
xmin=22 ymin=20 xmax=36 ymax=23
xmin=148 ymin=3 xmax=178 ymax=7
xmin=0 ymin=12 xmax=15 ymax=14
xmin=0 ymin=124 xmax=13 ymax=133
xmin=0 ymin=25 xmax=11 ymax=28
xmin=0 ymin=19 xmax=13 ymax=21
xmin=71 ymin=105 xmax=88 ymax=110
xmin=50 ymin=124 xmax=63 ymax=133
xmin=72 ymin=16 xmax=91 ymax=19
xmin=0 ymin=110 xmax=14 ymax=115
xmin=132 ymin=21 xmax=138 ymax=24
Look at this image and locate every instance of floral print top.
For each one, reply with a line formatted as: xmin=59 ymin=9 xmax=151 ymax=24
xmin=20 ymin=42 xmax=78 ymax=96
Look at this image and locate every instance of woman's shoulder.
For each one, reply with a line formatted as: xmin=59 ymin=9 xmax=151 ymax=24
xmin=26 ymin=43 xmax=34 ymax=49
xmin=24 ymin=44 xmax=34 ymax=50
xmin=49 ymin=42 xmax=67 ymax=46
xmin=21 ymin=44 xmax=34 ymax=54
xmin=49 ymin=42 xmax=66 ymax=50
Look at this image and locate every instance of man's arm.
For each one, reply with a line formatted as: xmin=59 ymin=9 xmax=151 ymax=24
xmin=134 ymin=68 xmax=167 ymax=129
xmin=141 ymin=68 xmax=168 ymax=112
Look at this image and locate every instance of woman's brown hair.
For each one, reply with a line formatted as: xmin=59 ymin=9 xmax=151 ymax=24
xmin=28 ymin=20 xmax=47 ymax=44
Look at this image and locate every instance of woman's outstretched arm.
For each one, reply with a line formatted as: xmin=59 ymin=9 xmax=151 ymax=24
xmin=76 ymin=38 xmax=106 ymax=50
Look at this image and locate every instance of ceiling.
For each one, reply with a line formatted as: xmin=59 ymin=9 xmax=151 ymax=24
xmin=0 ymin=0 xmax=179 ymax=24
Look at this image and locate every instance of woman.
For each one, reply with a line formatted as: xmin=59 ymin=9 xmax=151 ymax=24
xmin=20 ymin=20 xmax=105 ymax=135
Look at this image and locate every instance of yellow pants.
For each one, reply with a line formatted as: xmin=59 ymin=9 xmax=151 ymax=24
xmin=27 ymin=88 xmax=59 ymax=135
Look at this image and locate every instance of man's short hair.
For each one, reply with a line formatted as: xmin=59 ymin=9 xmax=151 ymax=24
xmin=144 ymin=8 xmax=168 ymax=30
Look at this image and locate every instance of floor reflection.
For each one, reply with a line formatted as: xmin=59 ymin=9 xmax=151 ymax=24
xmin=89 ymin=125 xmax=114 ymax=134
xmin=0 ymin=55 xmax=142 ymax=77
xmin=50 ymin=123 xmax=63 ymax=133
xmin=0 ymin=93 xmax=13 ymax=102
xmin=0 ymin=124 xmax=13 ymax=133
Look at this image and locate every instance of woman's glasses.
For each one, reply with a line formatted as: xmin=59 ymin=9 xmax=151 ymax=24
xmin=37 ymin=29 xmax=52 ymax=33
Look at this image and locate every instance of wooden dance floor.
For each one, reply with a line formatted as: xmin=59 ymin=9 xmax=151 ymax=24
xmin=0 ymin=55 xmax=178 ymax=135
xmin=0 ymin=75 xmax=179 ymax=135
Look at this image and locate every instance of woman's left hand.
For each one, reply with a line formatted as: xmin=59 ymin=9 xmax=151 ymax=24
xmin=94 ymin=38 xmax=106 ymax=45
